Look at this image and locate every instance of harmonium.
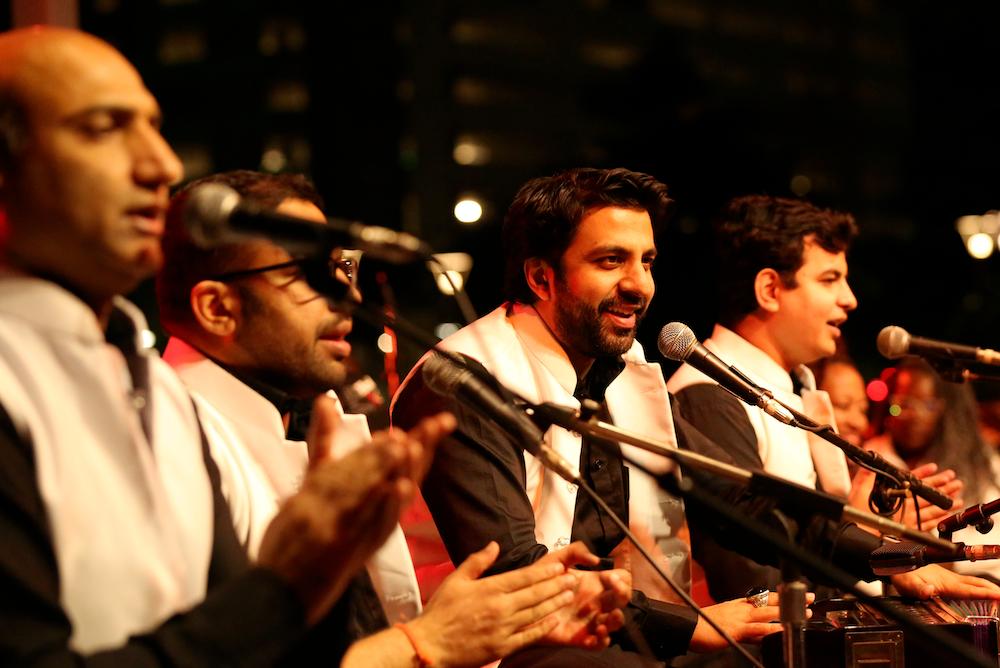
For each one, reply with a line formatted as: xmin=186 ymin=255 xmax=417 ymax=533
xmin=761 ymin=597 xmax=1000 ymax=667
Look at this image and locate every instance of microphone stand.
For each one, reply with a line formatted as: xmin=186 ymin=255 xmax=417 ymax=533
xmin=772 ymin=399 xmax=954 ymax=513
xmin=664 ymin=470 xmax=994 ymax=668
xmin=927 ymin=358 xmax=1000 ymax=384
xmin=528 ymin=402 xmax=957 ymax=552
xmin=530 ymin=402 xmax=993 ymax=668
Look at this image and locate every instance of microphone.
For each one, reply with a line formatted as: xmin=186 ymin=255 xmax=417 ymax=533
xmin=183 ymin=183 xmax=433 ymax=263
xmin=937 ymin=498 xmax=1000 ymax=539
xmin=658 ymin=323 xmax=797 ymax=426
xmin=869 ymin=541 xmax=1000 ymax=576
xmin=420 ymin=353 xmax=581 ymax=483
xmin=877 ymin=326 xmax=1000 ymax=366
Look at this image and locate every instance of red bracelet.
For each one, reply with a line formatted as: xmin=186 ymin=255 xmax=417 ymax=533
xmin=394 ymin=622 xmax=435 ymax=667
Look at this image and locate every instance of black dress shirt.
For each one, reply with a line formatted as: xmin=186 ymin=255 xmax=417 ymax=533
xmin=672 ymin=383 xmax=881 ymax=601
xmin=570 ymin=357 xmax=629 ymax=561
xmin=393 ymin=356 xmax=698 ymax=666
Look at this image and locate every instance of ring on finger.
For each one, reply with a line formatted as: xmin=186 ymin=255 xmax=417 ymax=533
xmin=744 ymin=586 xmax=769 ymax=608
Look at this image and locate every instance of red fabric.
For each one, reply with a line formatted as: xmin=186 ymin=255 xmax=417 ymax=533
xmin=401 ymin=491 xmax=455 ymax=604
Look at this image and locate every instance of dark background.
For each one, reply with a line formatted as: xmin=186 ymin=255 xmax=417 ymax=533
xmin=4 ymin=0 xmax=998 ymax=389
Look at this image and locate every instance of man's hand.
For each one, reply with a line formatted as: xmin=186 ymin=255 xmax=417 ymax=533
xmin=258 ymin=396 xmax=456 ymax=624
xmin=405 ymin=542 xmax=580 ymax=666
xmin=533 ymin=542 xmax=631 ymax=649
xmin=899 ymin=464 xmax=964 ymax=532
xmin=689 ymin=592 xmax=805 ymax=652
xmin=891 ymin=564 xmax=1000 ymax=600
xmin=609 ymin=522 xmax=683 ymax=603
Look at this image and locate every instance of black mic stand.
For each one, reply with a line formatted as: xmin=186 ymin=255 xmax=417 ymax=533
xmin=661 ymin=469 xmax=994 ymax=668
xmin=528 ymin=402 xmax=957 ymax=551
xmin=529 ymin=403 xmax=993 ymax=668
xmin=771 ymin=399 xmax=954 ymax=513
xmin=927 ymin=358 xmax=1000 ymax=384
xmin=769 ymin=397 xmax=957 ymax=537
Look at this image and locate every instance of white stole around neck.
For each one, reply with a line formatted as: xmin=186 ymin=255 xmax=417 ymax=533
xmin=0 ymin=279 xmax=212 ymax=652
xmin=402 ymin=304 xmax=689 ymax=586
xmin=667 ymin=324 xmax=850 ymax=497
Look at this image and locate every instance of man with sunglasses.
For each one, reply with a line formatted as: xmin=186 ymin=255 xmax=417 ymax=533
xmin=157 ymin=170 xmax=631 ymax=666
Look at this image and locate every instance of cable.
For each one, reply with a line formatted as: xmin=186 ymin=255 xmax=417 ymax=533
xmin=426 ymin=255 xmax=478 ymax=325
xmin=573 ymin=476 xmax=766 ymax=668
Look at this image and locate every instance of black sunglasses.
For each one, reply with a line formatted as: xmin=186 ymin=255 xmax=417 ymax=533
xmin=208 ymin=255 xmax=358 ymax=286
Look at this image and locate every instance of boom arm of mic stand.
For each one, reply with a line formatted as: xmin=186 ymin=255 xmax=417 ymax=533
xmin=926 ymin=358 xmax=1000 ymax=384
xmin=772 ymin=400 xmax=953 ymax=511
xmin=939 ymin=497 xmax=1000 ymax=540
xmin=527 ymin=402 xmax=959 ymax=555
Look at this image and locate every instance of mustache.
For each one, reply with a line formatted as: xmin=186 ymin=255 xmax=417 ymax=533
xmin=597 ymin=297 xmax=649 ymax=328
xmin=316 ymin=315 xmax=353 ymax=338
xmin=598 ymin=296 xmax=648 ymax=318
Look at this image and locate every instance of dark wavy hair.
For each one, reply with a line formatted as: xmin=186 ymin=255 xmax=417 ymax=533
xmin=502 ymin=167 xmax=672 ymax=304
xmin=714 ymin=195 xmax=857 ymax=327
xmin=156 ymin=170 xmax=324 ymax=335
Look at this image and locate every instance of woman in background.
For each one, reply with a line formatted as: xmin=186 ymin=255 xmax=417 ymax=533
xmin=868 ymin=358 xmax=1000 ymax=581
xmin=815 ymin=356 xmax=963 ymax=533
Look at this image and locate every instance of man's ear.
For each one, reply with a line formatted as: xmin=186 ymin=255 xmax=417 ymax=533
xmin=524 ymin=258 xmax=556 ymax=301
xmin=190 ymin=280 xmax=241 ymax=337
xmin=753 ymin=268 xmax=782 ymax=314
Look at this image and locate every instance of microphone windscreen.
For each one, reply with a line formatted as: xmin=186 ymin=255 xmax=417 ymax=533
xmin=877 ymin=326 xmax=911 ymax=360
xmin=183 ymin=183 xmax=241 ymax=247
xmin=658 ymin=322 xmax=697 ymax=361
xmin=421 ymin=353 xmax=466 ymax=397
xmin=870 ymin=541 xmax=924 ymax=560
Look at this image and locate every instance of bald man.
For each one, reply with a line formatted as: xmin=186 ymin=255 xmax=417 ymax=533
xmin=0 ymin=26 xmax=455 ymax=665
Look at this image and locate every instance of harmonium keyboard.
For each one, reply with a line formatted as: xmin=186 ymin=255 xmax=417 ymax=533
xmin=761 ymin=597 xmax=1000 ymax=667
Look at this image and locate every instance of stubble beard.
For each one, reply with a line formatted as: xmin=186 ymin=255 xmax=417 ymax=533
xmin=238 ymin=288 xmax=349 ymax=397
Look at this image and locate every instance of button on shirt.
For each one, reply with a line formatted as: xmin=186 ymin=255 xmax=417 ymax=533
xmin=570 ymin=356 xmax=629 ymax=561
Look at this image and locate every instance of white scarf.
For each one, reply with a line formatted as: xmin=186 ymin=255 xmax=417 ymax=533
xmin=397 ymin=303 xmax=689 ymax=586
xmin=0 ymin=275 xmax=212 ymax=652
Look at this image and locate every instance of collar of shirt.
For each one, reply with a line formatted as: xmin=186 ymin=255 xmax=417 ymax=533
xmin=575 ymin=355 xmax=627 ymax=404
xmin=163 ymin=338 xmax=301 ymax=439
xmin=0 ymin=268 xmax=152 ymax=351
xmin=215 ymin=363 xmax=315 ymax=439
xmin=708 ymin=323 xmax=816 ymax=395
xmin=165 ymin=338 xmax=316 ymax=439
